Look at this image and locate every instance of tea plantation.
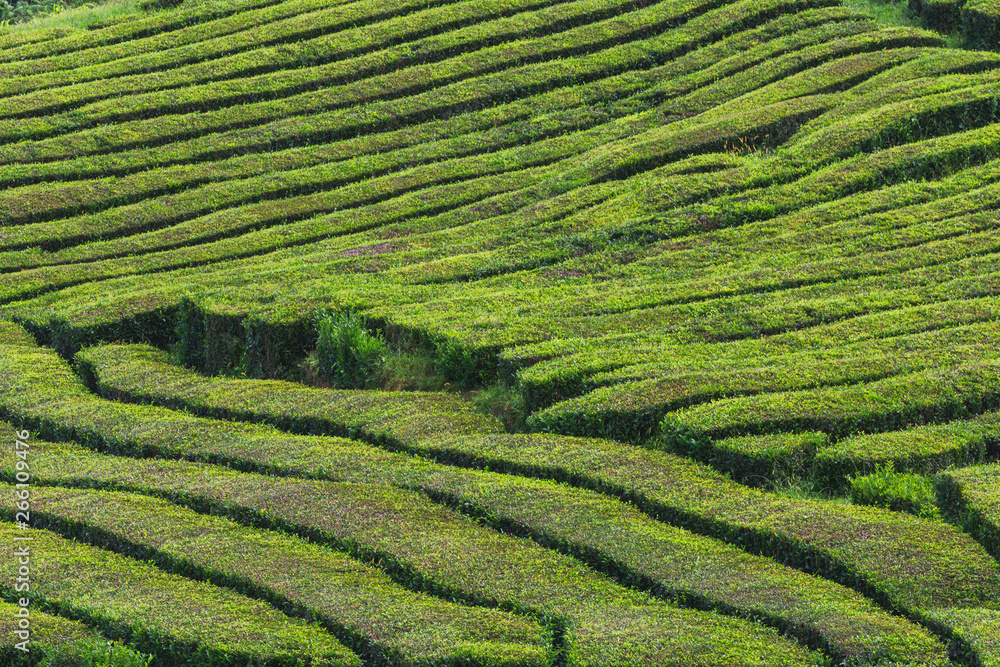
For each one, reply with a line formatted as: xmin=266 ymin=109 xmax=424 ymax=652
xmin=1 ymin=0 xmax=999 ymax=663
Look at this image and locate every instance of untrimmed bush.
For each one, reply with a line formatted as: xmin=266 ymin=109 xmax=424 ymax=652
xmin=314 ymin=311 xmax=387 ymax=389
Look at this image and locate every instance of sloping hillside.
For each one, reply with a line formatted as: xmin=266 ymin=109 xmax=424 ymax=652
xmin=1 ymin=0 xmax=1000 ymax=664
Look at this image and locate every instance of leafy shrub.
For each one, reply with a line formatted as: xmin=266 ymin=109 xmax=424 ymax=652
xmin=0 ymin=0 xmax=69 ymax=23
xmin=375 ymin=349 xmax=446 ymax=392
xmin=435 ymin=339 xmax=490 ymax=388
xmin=849 ymin=465 xmax=941 ymax=519
xmin=314 ymin=311 xmax=386 ymax=389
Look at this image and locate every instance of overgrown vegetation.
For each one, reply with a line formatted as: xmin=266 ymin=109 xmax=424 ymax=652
xmin=1 ymin=0 xmax=142 ymax=29
xmin=312 ymin=311 xmax=388 ymax=389
xmin=3 ymin=0 xmax=1000 ymax=662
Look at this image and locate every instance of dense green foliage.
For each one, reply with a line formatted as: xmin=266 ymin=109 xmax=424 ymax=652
xmin=2 ymin=0 xmax=1000 ymax=663
xmin=314 ymin=311 xmax=388 ymax=388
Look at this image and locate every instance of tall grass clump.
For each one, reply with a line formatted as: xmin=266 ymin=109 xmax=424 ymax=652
xmin=314 ymin=310 xmax=386 ymax=389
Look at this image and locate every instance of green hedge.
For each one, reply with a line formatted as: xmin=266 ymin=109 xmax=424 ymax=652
xmin=938 ymin=463 xmax=1000 ymax=559
xmin=963 ymin=0 xmax=1000 ymax=48
xmin=0 ymin=0 xmax=731 ymax=144
xmin=848 ymin=467 xmax=940 ymax=519
xmin=933 ymin=467 xmax=1000 ymax=665
xmin=19 ymin=483 xmax=553 ymax=667
xmin=0 ymin=601 xmax=151 ymax=667
xmin=403 ymin=431 xmax=1000 ymax=615
xmin=923 ymin=606 xmax=1000 ymax=667
xmin=0 ymin=0 xmax=301 ymax=64
xmin=0 ymin=522 xmax=360 ymax=666
xmin=661 ymin=361 xmax=1000 ymax=443
xmin=0 ymin=0 xmax=410 ymax=77
xmin=815 ymin=411 xmax=1000 ymax=486
xmin=0 ymin=447 xmax=818 ymax=666
xmin=2 ymin=107 xmax=638 ymax=252
xmin=0 ymin=0 xmax=578 ymax=104
xmin=912 ymin=0 xmax=964 ymax=31
xmin=0 ymin=340 xmax=951 ymax=666
xmin=0 ymin=428 xmax=946 ymax=667
xmin=676 ymin=431 xmax=825 ymax=485
xmin=77 ymin=341 xmax=501 ymax=444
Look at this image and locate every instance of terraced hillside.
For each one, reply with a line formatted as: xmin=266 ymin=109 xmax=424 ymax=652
xmin=2 ymin=0 xmax=1000 ymax=664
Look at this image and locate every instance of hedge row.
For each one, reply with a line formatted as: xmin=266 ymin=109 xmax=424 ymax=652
xmin=938 ymin=463 xmax=1000 ymax=559
xmin=659 ymin=30 xmax=934 ymax=118
xmin=643 ymin=108 xmax=1000 ymax=245
xmin=0 ymin=108 xmax=598 ymax=231
xmin=790 ymin=64 xmax=1000 ymax=140
xmin=0 ymin=446 xmax=818 ymax=666
xmin=77 ymin=342 xmax=502 ymax=445
xmin=667 ymin=430 xmax=827 ymax=485
xmin=0 ymin=0 xmax=412 ymax=78
xmin=28 ymin=461 xmax=954 ymax=667
xmin=362 ymin=240 xmax=1000 ymax=366
xmin=512 ymin=204 xmax=994 ymax=352
xmin=923 ymin=607 xmax=1000 ymax=667
xmin=654 ymin=137 xmax=1000 ymax=275
xmin=20 ymin=483 xmax=554 ymax=666
xmin=16 ymin=219 xmax=995 ymax=378
xmin=0 ymin=410 xmax=949 ymax=667
xmin=0 ymin=103 xmax=833 ymax=303
xmin=660 ymin=361 xmax=1000 ymax=449
xmin=396 ymin=431 xmax=1000 ymax=614
xmin=80 ymin=342 xmax=819 ymax=487
xmin=593 ymin=316 xmax=1000 ymax=388
xmin=21 ymin=220 xmax=1000 ymax=375
xmin=789 ymin=78 xmax=1000 ymax=165
xmin=0 ymin=522 xmax=360 ymax=666
xmin=1 ymin=100 xmax=641 ymax=245
xmin=0 ymin=319 xmax=37 ymax=346
xmin=3 ymin=334 xmax=989 ymax=656
xmin=0 ymin=4 xmax=855 ymax=187
xmin=617 ymin=204 xmax=1000 ymax=330
xmin=0 ymin=0 xmax=299 ymax=64
xmin=0 ymin=0 xmax=834 ymax=159
xmin=0 ymin=0 xmax=641 ymax=113
xmin=910 ymin=0 xmax=1000 ymax=50
xmin=506 ymin=204 xmax=1000 ymax=405
xmin=816 ymin=411 xmax=1000 ymax=486
xmin=378 ymin=162 xmax=750 ymax=286
xmin=848 ymin=468 xmax=940 ymax=519
xmin=352 ymin=147 xmax=1000 ymax=310
xmin=0 ymin=0 xmax=735 ymax=142
xmin=962 ymin=0 xmax=1000 ymax=49
xmin=0 ymin=62 xmax=667 ymax=192
xmin=526 ymin=315 xmax=1000 ymax=445
xmin=0 ymin=162 xmax=570 ymax=297
xmin=0 ymin=601 xmax=144 ymax=667
xmin=0 ymin=24 xmax=74 ymax=52
xmin=637 ymin=15 xmax=879 ymax=108
xmin=910 ymin=0 xmax=965 ymax=31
